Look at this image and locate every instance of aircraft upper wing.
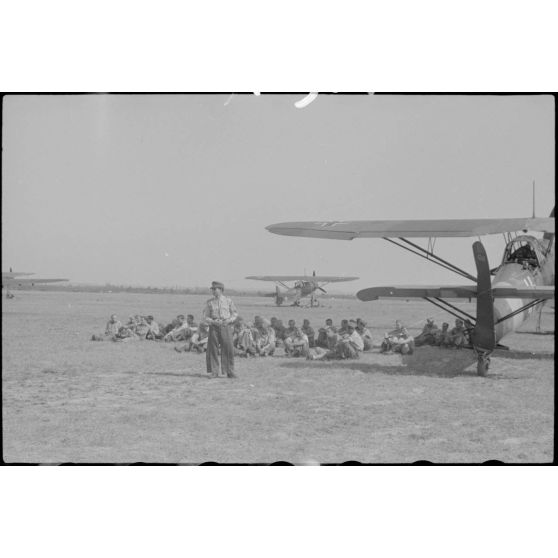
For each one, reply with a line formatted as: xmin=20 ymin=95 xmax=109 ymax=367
xmin=357 ymin=285 xmax=555 ymax=301
xmin=246 ymin=275 xmax=359 ymax=282
xmin=266 ymin=217 xmax=555 ymax=239
xmin=2 ymin=272 xmax=35 ymax=278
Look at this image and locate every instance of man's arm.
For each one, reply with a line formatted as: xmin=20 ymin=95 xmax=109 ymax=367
xmin=227 ymin=299 xmax=239 ymax=324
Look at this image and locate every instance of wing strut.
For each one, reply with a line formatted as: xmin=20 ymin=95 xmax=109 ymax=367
xmin=423 ymin=297 xmax=477 ymax=324
xmin=495 ymin=299 xmax=546 ymax=325
xmin=384 ymin=238 xmax=477 ymax=282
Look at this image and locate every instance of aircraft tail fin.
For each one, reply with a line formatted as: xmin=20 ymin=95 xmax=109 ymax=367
xmin=469 ymin=241 xmax=496 ymax=353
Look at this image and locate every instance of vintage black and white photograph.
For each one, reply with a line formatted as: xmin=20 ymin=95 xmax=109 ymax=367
xmin=2 ymin=93 xmax=554 ymax=464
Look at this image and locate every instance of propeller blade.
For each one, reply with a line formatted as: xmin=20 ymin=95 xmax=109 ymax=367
xmin=318 ymin=286 xmax=327 ymax=293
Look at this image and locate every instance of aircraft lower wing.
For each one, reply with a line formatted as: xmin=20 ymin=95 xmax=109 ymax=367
xmin=357 ymin=285 xmax=555 ymax=301
xmin=246 ymin=275 xmax=359 ymax=282
xmin=266 ymin=217 xmax=555 ymax=239
xmin=3 ymin=278 xmax=69 ymax=286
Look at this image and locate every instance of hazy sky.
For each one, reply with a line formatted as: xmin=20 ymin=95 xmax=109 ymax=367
xmin=2 ymin=94 xmax=554 ymax=293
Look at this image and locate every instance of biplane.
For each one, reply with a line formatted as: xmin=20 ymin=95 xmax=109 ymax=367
xmin=2 ymin=269 xmax=69 ymax=298
xmin=266 ymin=209 xmax=555 ymax=375
xmin=246 ymin=272 xmax=359 ymax=307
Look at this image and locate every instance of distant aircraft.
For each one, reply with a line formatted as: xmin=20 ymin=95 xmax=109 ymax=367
xmin=246 ymin=271 xmax=359 ymax=307
xmin=2 ymin=269 xmax=69 ymax=298
xmin=266 ymin=209 xmax=555 ymax=375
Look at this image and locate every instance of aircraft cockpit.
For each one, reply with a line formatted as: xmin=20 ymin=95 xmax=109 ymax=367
xmin=502 ymin=237 xmax=541 ymax=269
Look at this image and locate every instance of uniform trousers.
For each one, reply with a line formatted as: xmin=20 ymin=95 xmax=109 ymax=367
xmin=207 ymin=324 xmax=235 ymax=376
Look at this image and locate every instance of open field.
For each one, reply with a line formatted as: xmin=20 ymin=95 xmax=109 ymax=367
xmin=2 ymin=290 xmax=554 ymax=463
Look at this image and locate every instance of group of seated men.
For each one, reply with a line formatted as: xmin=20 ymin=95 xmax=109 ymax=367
xmin=412 ymin=317 xmax=472 ymax=349
xmin=377 ymin=317 xmax=472 ymax=355
xmin=231 ymin=316 xmax=374 ymax=361
xmin=94 ymin=313 xmax=472 ymax=359
xmin=92 ymin=313 xmax=208 ymax=352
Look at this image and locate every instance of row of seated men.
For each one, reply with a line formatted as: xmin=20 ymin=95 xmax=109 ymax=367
xmin=378 ymin=318 xmax=472 ymax=355
xmin=92 ymin=313 xmax=207 ymax=351
xmin=232 ymin=316 xmax=374 ymax=361
xmin=94 ymin=313 xmax=471 ymax=358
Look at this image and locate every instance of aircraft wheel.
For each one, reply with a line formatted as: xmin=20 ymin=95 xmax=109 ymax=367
xmin=477 ymin=354 xmax=490 ymax=377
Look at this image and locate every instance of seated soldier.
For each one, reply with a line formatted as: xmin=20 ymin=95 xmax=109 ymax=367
xmin=232 ymin=317 xmax=257 ymax=357
xmin=301 ymin=319 xmax=316 ymax=348
xmin=284 ymin=326 xmax=309 ymax=357
xmin=162 ymin=314 xmax=185 ymax=336
xmin=113 ymin=325 xmax=139 ymax=342
xmin=93 ymin=314 xmax=121 ymax=340
xmin=433 ymin=322 xmax=450 ymax=346
xmin=105 ymin=314 xmax=122 ymax=337
xmin=190 ymin=323 xmax=209 ymax=353
xmin=448 ymin=318 xmax=468 ymax=348
xmin=380 ymin=320 xmax=414 ymax=354
xmin=272 ymin=318 xmax=287 ymax=347
xmin=163 ymin=315 xmax=188 ymax=342
xmin=309 ymin=321 xmax=363 ymax=360
xmin=135 ymin=316 xmax=150 ymax=340
xmin=413 ymin=317 xmax=439 ymax=347
xmin=337 ymin=319 xmax=350 ymax=337
xmin=256 ymin=318 xmax=276 ymax=357
xmin=356 ymin=319 xmax=373 ymax=351
xmin=145 ymin=315 xmax=162 ymax=340
xmin=284 ymin=319 xmax=297 ymax=341
xmin=316 ymin=318 xmax=336 ymax=348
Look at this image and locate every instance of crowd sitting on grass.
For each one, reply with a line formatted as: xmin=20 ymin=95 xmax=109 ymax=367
xmin=92 ymin=313 xmax=471 ymax=359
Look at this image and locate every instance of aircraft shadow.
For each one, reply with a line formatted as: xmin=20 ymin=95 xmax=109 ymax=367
xmin=278 ymin=359 xmax=480 ymax=379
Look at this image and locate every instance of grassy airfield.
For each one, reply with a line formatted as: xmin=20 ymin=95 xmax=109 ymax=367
xmin=2 ymin=290 xmax=554 ymax=463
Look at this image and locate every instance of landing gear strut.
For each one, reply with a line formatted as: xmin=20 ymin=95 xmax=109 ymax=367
xmin=475 ymin=350 xmax=491 ymax=377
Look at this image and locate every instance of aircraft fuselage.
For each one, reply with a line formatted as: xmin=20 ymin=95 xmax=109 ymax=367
xmin=492 ymin=235 xmax=554 ymax=343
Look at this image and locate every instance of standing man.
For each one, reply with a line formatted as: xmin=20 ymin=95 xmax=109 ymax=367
xmin=203 ymin=281 xmax=239 ymax=378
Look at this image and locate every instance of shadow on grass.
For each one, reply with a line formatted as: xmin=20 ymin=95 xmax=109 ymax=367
xmin=145 ymin=371 xmax=209 ymax=378
xmin=278 ymin=359 xmax=480 ymax=379
xmin=492 ymin=349 xmax=554 ymax=360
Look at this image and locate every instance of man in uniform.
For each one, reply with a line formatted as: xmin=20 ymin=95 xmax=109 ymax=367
xmin=232 ymin=317 xmax=257 ymax=357
xmin=255 ymin=318 xmax=276 ymax=356
xmin=301 ymin=319 xmax=316 ymax=348
xmin=145 ymin=315 xmax=162 ymax=340
xmin=316 ymin=318 xmax=336 ymax=348
xmin=272 ymin=318 xmax=287 ymax=347
xmin=284 ymin=326 xmax=309 ymax=357
xmin=381 ymin=320 xmax=414 ymax=354
xmin=190 ymin=322 xmax=209 ymax=353
xmin=414 ymin=317 xmax=439 ymax=347
xmin=309 ymin=321 xmax=363 ymax=360
xmin=203 ymin=281 xmax=239 ymax=378
xmin=433 ymin=322 xmax=450 ymax=346
xmin=448 ymin=318 xmax=468 ymax=348
xmin=105 ymin=314 xmax=122 ymax=337
xmin=356 ymin=319 xmax=373 ymax=351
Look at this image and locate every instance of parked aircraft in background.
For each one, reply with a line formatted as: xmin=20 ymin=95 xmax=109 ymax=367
xmin=246 ymin=272 xmax=359 ymax=307
xmin=2 ymin=269 xmax=69 ymax=298
xmin=267 ymin=209 xmax=554 ymax=375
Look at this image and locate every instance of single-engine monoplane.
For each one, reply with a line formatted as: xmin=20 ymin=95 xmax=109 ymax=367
xmin=266 ymin=209 xmax=555 ymax=375
xmin=246 ymin=271 xmax=359 ymax=307
xmin=2 ymin=269 xmax=69 ymax=298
